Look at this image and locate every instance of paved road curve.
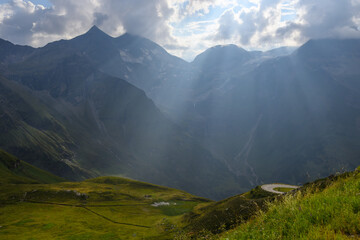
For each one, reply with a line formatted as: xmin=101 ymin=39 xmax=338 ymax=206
xmin=261 ymin=184 xmax=300 ymax=194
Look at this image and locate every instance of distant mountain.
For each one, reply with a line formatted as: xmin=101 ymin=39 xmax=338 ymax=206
xmin=263 ymin=46 xmax=296 ymax=57
xmin=192 ymin=44 xmax=296 ymax=70
xmin=192 ymin=44 xmax=251 ymax=68
xmin=0 ymin=39 xmax=34 ymax=63
xmin=0 ymin=27 xmax=242 ymax=199
xmin=1 ymin=25 xmax=359 ymax=198
xmin=177 ymin=38 xmax=360 ymax=186
xmin=104 ymin=35 xmax=358 ymax=188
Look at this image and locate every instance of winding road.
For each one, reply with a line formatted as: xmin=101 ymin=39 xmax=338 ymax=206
xmin=261 ymin=184 xmax=300 ymax=194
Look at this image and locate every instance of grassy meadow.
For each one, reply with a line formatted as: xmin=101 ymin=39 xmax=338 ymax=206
xmin=0 ymin=149 xmax=211 ymax=239
xmin=0 ymin=178 xmax=210 ymax=240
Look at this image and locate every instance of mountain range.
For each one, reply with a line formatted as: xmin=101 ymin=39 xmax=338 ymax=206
xmin=0 ymin=26 xmax=239 ymax=199
xmin=0 ymin=25 xmax=359 ymax=199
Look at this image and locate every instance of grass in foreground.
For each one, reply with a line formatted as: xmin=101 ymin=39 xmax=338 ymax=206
xmin=223 ymin=169 xmax=360 ymax=240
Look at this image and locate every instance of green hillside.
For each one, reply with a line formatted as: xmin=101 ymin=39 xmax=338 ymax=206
xmin=0 ymin=149 xmax=64 ymax=184
xmin=0 ymin=156 xmax=211 ymax=240
xmin=0 ymin=152 xmax=359 ymax=239
xmin=222 ymin=168 xmax=360 ymax=240
xmin=181 ymin=186 xmax=276 ymax=237
xmin=0 ymin=76 xmax=94 ymax=180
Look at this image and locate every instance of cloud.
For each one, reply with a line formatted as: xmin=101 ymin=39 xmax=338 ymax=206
xmin=214 ymin=0 xmax=287 ymax=46
xmin=168 ymin=0 xmax=360 ymax=60
xmin=170 ymin=0 xmax=236 ymax=18
xmin=0 ymin=0 xmax=48 ymax=44
xmin=97 ymin=0 xmax=176 ymax=43
xmin=292 ymin=0 xmax=360 ymax=39
xmin=210 ymin=0 xmax=360 ymax=54
xmin=0 ymin=0 xmax=97 ymax=46
xmin=0 ymin=0 xmax=176 ymax=47
xmin=215 ymin=9 xmax=240 ymax=41
xmin=0 ymin=0 xmax=360 ymax=61
xmin=93 ymin=12 xmax=108 ymax=26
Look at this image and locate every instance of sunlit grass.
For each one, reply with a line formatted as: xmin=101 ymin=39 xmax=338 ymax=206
xmin=223 ymin=170 xmax=360 ymax=240
xmin=0 ymin=176 xmax=210 ymax=240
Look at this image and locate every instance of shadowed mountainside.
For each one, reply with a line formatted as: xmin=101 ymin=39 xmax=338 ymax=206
xmin=0 ymin=27 xmax=242 ymax=199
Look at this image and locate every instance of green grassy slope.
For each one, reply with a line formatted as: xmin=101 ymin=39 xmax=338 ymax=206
xmin=0 ymin=75 xmax=94 ymax=180
xmin=0 ymin=172 xmax=211 ymax=239
xmin=223 ymin=168 xmax=360 ymax=240
xmin=178 ymin=186 xmax=275 ymax=238
xmin=0 ymin=149 xmax=64 ymax=184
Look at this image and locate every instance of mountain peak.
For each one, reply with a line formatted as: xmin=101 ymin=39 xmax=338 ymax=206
xmin=212 ymin=44 xmax=247 ymax=52
xmin=85 ymin=25 xmax=107 ymax=36
xmin=91 ymin=25 xmax=100 ymax=30
xmin=66 ymin=25 xmax=114 ymax=48
xmin=77 ymin=25 xmax=113 ymax=41
xmin=192 ymin=44 xmax=250 ymax=65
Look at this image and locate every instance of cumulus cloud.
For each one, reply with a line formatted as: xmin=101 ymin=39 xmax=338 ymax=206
xmin=169 ymin=0 xmax=360 ymax=59
xmin=0 ymin=0 xmax=97 ymax=46
xmin=214 ymin=0 xmax=360 ymax=50
xmin=93 ymin=12 xmax=108 ymax=26
xmin=98 ymin=0 xmax=176 ymax=43
xmin=0 ymin=0 xmax=176 ymax=47
xmin=214 ymin=0 xmax=290 ymax=47
xmin=0 ymin=0 xmax=50 ymax=45
xmin=290 ymin=0 xmax=360 ymax=40
xmin=183 ymin=0 xmax=235 ymax=15
xmin=0 ymin=0 xmax=359 ymax=61
xmin=169 ymin=0 xmax=236 ymax=19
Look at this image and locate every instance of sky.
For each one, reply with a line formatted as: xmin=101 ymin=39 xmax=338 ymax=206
xmin=0 ymin=0 xmax=359 ymax=61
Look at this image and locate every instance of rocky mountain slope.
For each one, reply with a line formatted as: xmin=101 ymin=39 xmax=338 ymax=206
xmin=0 ymin=27 xmax=241 ymax=199
xmin=179 ymin=39 xmax=360 ymax=187
xmin=1 ymin=25 xmax=359 ymax=198
xmin=97 ymin=29 xmax=360 ymax=189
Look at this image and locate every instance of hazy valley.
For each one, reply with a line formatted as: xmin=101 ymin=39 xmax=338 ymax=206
xmin=1 ymin=26 xmax=360 ymax=198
